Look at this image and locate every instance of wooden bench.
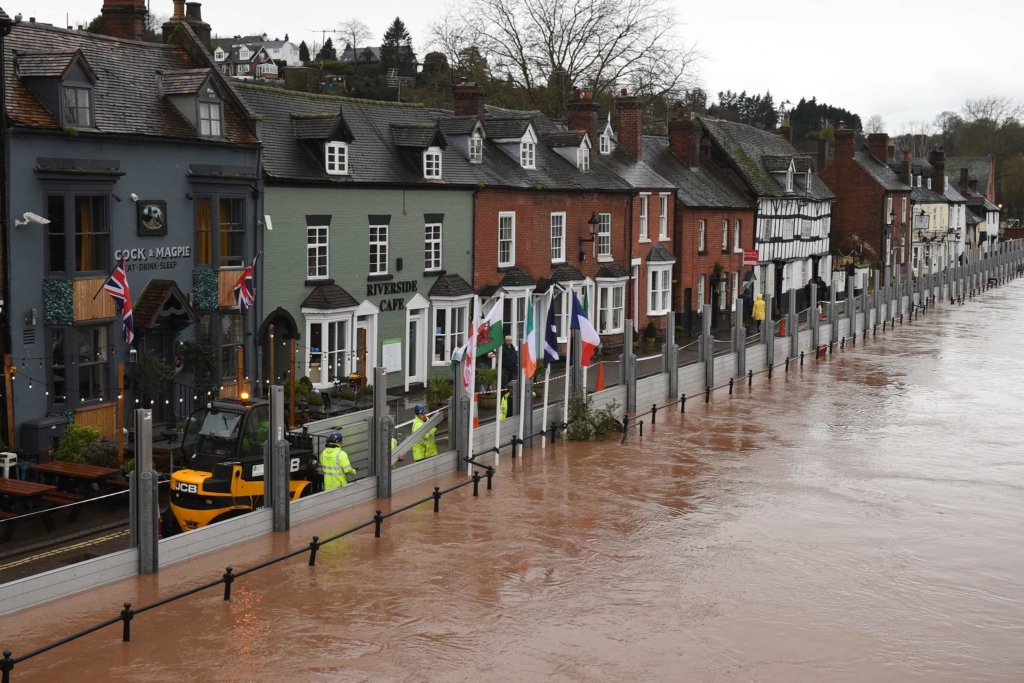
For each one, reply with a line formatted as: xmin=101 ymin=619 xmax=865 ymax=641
xmin=42 ymin=491 xmax=86 ymax=522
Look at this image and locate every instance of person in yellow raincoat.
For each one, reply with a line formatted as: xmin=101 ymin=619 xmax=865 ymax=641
xmin=411 ymin=405 xmax=438 ymax=461
xmin=320 ymin=432 xmax=356 ymax=490
xmin=752 ymin=293 xmax=766 ymax=332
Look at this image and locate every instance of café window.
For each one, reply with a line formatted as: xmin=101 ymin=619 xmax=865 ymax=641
xmin=433 ymin=302 xmax=468 ymax=365
xmin=220 ymin=314 xmax=244 ymax=379
xmin=77 ymin=326 xmax=108 ymax=402
xmin=307 ymin=317 xmax=350 ymax=388
xmin=45 ymin=194 xmax=109 ymax=275
xmin=194 ymin=195 xmax=247 ymax=268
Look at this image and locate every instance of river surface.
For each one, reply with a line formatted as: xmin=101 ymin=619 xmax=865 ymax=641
xmin=3 ymin=284 xmax=1024 ymax=682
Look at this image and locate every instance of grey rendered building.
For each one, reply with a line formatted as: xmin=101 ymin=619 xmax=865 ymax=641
xmin=1 ymin=17 xmax=261 ymax=444
xmin=236 ymin=85 xmax=477 ymax=393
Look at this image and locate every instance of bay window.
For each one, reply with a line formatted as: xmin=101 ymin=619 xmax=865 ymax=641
xmin=597 ymin=281 xmax=625 ymax=334
xmin=307 ymin=316 xmax=351 ymax=388
xmin=648 ymin=266 xmax=671 ymax=315
xmin=503 ymin=292 xmax=529 ymax=344
xmin=433 ymin=302 xmax=469 ymax=365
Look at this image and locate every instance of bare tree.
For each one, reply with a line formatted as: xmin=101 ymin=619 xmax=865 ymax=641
xmin=865 ymin=114 xmax=886 ymax=134
xmin=338 ymin=18 xmax=373 ymax=68
xmin=430 ymin=0 xmax=699 ymax=114
xmin=894 ymin=120 xmax=938 ymax=159
xmin=960 ymin=96 xmax=1023 ymax=125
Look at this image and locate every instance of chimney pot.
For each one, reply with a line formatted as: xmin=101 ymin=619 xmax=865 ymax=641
xmin=838 ymin=121 xmax=845 ymax=131
xmin=615 ymin=92 xmax=643 ymax=160
xmin=100 ymin=0 xmax=147 ymax=41
xmin=620 ymin=88 xmax=627 ymax=96
xmin=867 ymin=133 xmax=888 ymax=164
xmin=567 ymin=87 xmax=600 ymax=162
xmin=453 ymin=80 xmax=487 ymax=118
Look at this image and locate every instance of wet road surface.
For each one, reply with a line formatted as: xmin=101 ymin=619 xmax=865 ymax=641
xmin=2 ymin=283 xmax=1023 ymax=681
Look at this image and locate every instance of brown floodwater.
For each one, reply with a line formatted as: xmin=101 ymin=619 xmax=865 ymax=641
xmin=3 ymin=284 xmax=1024 ymax=682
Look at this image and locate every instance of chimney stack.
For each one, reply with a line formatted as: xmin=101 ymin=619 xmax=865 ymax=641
xmin=959 ymin=168 xmax=969 ymax=195
xmin=835 ymin=126 xmax=855 ymax=160
xmin=667 ymin=105 xmax=689 ymax=159
xmin=100 ymin=0 xmax=148 ymax=41
xmin=968 ymin=178 xmax=978 ymax=193
xmin=452 ymin=78 xmax=486 ymax=119
xmin=779 ymin=111 xmax=792 ymax=143
xmin=901 ymin=150 xmax=911 ymax=186
xmin=867 ymin=133 xmax=888 ymax=164
xmin=816 ymin=136 xmax=828 ymax=171
xmin=164 ymin=1 xmax=212 ymax=50
xmin=566 ymin=87 xmax=600 ymax=161
xmin=614 ymin=88 xmax=644 ymax=160
xmin=928 ymin=147 xmax=946 ymax=194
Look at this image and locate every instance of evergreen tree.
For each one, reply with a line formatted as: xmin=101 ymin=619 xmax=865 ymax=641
xmin=299 ymin=40 xmax=310 ymax=63
xmin=317 ymin=37 xmax=336 ymax=62
xmin=380 ymin=17 xmax=415 ymax=75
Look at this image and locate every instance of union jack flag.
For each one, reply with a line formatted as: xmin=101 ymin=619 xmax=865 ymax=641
xmin=233 ymin=250 xmax=262 ymax=313
xmin=103 ymin=256 xmax=134 ymax=344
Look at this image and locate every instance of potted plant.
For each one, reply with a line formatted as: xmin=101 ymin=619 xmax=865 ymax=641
xmin=129 ymin=355 xmax=176 ymax=409
xmin=476 ymin=367 xmax=499 ymax=409
xmin=307 ymin=392 xmax=324 ymax=415
xmin=644 ymin=320 xmax=658 ymax=344
xmin=54 ymin=423 xmax=101 ymax=463
xmin=424 ymin=376 xmax=454 ymax=408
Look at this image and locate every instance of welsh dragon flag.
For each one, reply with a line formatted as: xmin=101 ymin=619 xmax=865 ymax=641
xmin=522 ymin=296 xmax=537 ymax=378
xmin=451 ymin=297 xmax=504 ymax=387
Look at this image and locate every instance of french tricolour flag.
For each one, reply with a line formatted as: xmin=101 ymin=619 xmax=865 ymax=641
xmin=570 ymin=291 xmax=600 ymax=366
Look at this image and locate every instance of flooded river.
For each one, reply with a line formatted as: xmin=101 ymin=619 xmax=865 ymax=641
xmin=3 ymin=284 xmax=1024 ymax=682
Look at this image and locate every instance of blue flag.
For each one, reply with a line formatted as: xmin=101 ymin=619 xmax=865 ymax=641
xmin=543 ymin=296 xmax=560 ymax=368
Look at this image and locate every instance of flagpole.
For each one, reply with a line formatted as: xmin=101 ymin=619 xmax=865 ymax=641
xmin=93 ymin=258 xmax=123 ymax=300
xmin=561 ymin=290 xmax=572 ymax=429
xmin=493 ymin=295 xmax=504 ymax=466
xmin=540 ymin=289 xmax=552 ymax=448
xmin=517 ymin=295 xmax=531 ymax=449
xmin=466 ymin=296 xmax=479 ymax=475
xmin=581 ymin=286 xmax=590 ymax=394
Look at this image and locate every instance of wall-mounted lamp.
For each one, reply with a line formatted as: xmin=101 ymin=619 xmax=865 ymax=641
xmin=578 ymin=212 xmax=600 ymax=261
xmin=185 ymin=192 xmax=193 ymax=201
xmin=130 ymin=193 xmax=139 ymax=202
xmin=128 ymin=349 xmax=138 ymax=364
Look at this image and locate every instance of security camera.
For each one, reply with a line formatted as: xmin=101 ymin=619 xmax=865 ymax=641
xmin=14 ymin=212 xmax=50 ymax=227
xmin=130 ymin=193 xmax=139 ymax=202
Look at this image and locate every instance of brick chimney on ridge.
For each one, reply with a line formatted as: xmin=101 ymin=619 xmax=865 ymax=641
xmin=453 ymin=78 xmax=486 ymax=119
xmin=614 ymin=88 xmax=644 ymax=161
xmin=816 ymin=136 xmax=828 ymax=171
xmin=834 ymin=122 xmax=855 ymax=160
xmin=100 ymin=0 xmax=148 ymax=41
xmin=959 ymin=168 xmax=969 ymax=195
xmin=163 ymin=1 xmax=212 ymax=50
xmin=867 ymin=133 xmax=888 ymax=164
xmin=567 ymin=88 xmax=600 ymax=162
xmin=668 ymin=105 xmax=701 ymax=169
xmin=928 ymin=147 xmax=946 ymax=194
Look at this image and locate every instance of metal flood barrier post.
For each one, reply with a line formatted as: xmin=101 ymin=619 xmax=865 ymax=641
xmin=733 ymin=302 xmax=746 ymax=377
xmin=623 ymin=319 xmax=637 ymax=413
xmin=764 ymin=293 xmax=774 ymax=368
xmin=665 ymin=311 xmax=679 ymax=399
xmin=809 ymin=283 xmax=819 ymax=349
xmin=846 ymin=275 xmax=856 ymax=323
xmin=269 ymin=385 xmax=290 ymax=532
xmin=521 ymin=374 xmax=535 ymax=447
xmin=895 ymin=266 xmax=903 ymax=316
xmin=703 ymin=305 xmax=714 ymax=389
xmin=134 ymin=409 xmax=158 ymax=575
xmin=373 ymin=366 xmax=391 ymax=499
xmin=788 ymin=288 xmax=798 ymax=359
xmin=829 ymin=286 xmax=838 ymax=344
xmin=862 ymin=281 xmax=870 ymax=334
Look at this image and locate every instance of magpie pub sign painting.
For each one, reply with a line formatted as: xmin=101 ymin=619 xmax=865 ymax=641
xmin=138 ymin=200 xmax=168 ymax=236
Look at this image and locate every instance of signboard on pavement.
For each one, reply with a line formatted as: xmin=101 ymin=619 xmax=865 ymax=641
xmin=743 ymin=249 xmax=759 ymax=266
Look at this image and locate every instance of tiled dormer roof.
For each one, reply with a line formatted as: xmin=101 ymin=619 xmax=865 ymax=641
xmin=438 ymin=116 xmax=480 ymax=137
xmin=642 ymin=136 xmax=754 ymax=209
xmin=301 ymin=284 xmax=359 ymax=310
xmin=391 ymin=123 xmax=443 ymax=149
xmin=4 ymin=23 xmax=257 ymax=144
xmin=647 ymin=243 xmax=675 ymax=263
xmin=15 ymin=49 xmax=96 ymax=79
xmin=485 ymin=117 xmax=532 ymax=140
xmin=542 ymin=131 xmax=587 ymax=148
xmin=429 ymin=274 xmax=475 ymax=298
xmin=159 ymin=68 xmax=213 ymax=96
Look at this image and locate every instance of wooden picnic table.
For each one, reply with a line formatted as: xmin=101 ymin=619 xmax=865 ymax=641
xmin=0 ymin=478 xmax=58 ymax=542
xmin=29 ymin=462 xmax=120 ymax=495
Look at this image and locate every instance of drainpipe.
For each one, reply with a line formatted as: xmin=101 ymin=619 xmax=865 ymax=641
xmin=0 ymin=12 xmax=14 ymax=446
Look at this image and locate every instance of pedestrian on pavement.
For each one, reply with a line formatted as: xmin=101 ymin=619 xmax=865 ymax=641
xmin=742 ymin=287 xmax=753 ymax=324
xmin=411 ymin=405 xmax=438 ymax=461
xmin=500 ymin=335 xmax=518 ymax=388
xmin=752 ymin=293 xmax=766 ymax=331
xmin=815 ymin=275 xmax=829 ymax=302
xmin=499 ymin=388 xmax=510 ymax=421
xmin=319 ymin=432 xmax=356 ymax=491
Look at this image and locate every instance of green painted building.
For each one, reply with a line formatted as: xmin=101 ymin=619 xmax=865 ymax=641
xmin=237 ymin=85 xmax=479 ymax=392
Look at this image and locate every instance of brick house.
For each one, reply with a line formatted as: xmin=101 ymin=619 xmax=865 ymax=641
xmin=644 ymin=108 xmax=756 ymax=333
xmin=817 ymin=130 xmax=912 ymax=287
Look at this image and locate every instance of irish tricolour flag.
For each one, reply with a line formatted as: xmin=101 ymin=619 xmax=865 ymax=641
xmin=570 ymin=291 xmax=600 ymax=366
xmin=522 ymin=296 xmax=537 ymax=378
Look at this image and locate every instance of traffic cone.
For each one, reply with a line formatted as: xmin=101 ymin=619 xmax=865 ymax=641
xmin=818 ymin=303 xmax=823 ymax=321
xmin=473 ymin=393 xmax=479 ymax=428
xmin=779 ymin=317 xmax=786 ymax=337
xmin=594 ymin=361 xmax=606 ymax=392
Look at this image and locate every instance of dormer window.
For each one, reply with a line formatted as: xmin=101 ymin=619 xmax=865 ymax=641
xmin=325 ymin=142 xmax=348 ymax=175
xmin=238 ymin=47 xmax=251 ymax=61
xmin=577 ymin=147 xmax=590 ymax=172
xmin=469 ymin=134 xmax=483 ymax=163
xmin=63 ymin=86 xmax=92 ymax=127
xmin=520 ymin=141 xmax=536 ymax=169
xmin=926 ymin=177 xmax=931 ymax=189
xmin=599 ymin=133 xmax=610 ymax=155
xmin=198 ymin=101 xmax=222 ymax=137
xmin=424 ymin=146 xmax=442 ymax=179
xmin=214 ymin=48 xmax=226 ymax=61
xmin=786 ymin=162 xmax=795 ymax=193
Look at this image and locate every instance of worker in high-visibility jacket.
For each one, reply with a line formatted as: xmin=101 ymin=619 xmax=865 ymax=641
xmin=320 ymin=432 xmax=356 ymax=490
xmin=411 ymin=405 xmax=438 ymax=461
xmin=499 ymin=389 xmax=509 ymax=421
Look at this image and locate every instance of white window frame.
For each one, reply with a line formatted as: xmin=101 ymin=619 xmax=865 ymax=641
xmin=697 ymin=274 xmax=706 ymax=312
xmin=599 ymin=134 xmax=610 ymax=155
xmin=198 ymin=101 xmax=222 ymax=137
xmin=238 ymin=47 xmax=251 ymax=61
xmin=639 ymin=194 xmax=649 ymax=241
xmin=887 ymin=194 xmax=894 ymax=224
xmin=502 ymin=290 xmax=531 ymax=345
xmin=596 ymin=280 xmax=626 ymax=334
xmin=498 ymin=211 xmax=516 ymax=267
xmin=698 ymin=219 xmax=706 ymax=252
xmin=424 ymin=223 xmax=442 ymax=272
xmin=901 ymin=196 xmax=907 ymax=224
xmin=306 ymin=225 xmax=329 ymax=280
xmin=303 ymin=312 xmax=354 ymax=389
xmin=423 ymin=146 xmax=442 ymax=179
xmin=721 ymin=219 xmax=729 ymax=252
xmin=733 ymin=219 xmax=742 ymax=253
xmin=469 ymin=134 xmax=483 ymax=163
xmin=597 ymin=212 xmax=612 ymax=261
xmin=369 ymin=224 xmax=388 ymax=275
xmin=325 ymin=142 xmax=348 ymax=175
xmin=432 ymin=300 xmax=470 ymax=366
xmin=647 ymin=265 xmax=672 ymax=316
xmin=731 ymin=271 xmax=739 ymax=308
xmin=578 ymin=147 xmax=590 ymax=172
xmin=550 ymin=212 xmax=565 ymax=263
xmin=237 ymin=63 xmax=250 ymax=75
xmin=520 ymin=141 xmax=536 ymax=169
xmin=786 ymin=167 xmax=794 ymax=192
xmin=659 ymin=194 xmax=669 ymax=240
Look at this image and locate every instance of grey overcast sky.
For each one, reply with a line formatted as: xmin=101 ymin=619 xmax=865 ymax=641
xmin=13 ymin=0 xmax=1024 ymax=131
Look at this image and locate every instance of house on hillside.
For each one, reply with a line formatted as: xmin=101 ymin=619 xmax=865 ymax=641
xmin=1 ymin=2 xmax=261 ymax=447
xmin=214 ymin=35 xmax=301 ymax=67
xmin=214 ymin=42 xmax=278 ymax=80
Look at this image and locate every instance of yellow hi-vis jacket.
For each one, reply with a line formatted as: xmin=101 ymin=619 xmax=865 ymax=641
xmin=499 ymin=391 xmax=509 ymax=420
xmin=412 ymin=415 xmax=438 ymax=461
xmin=320 ymin=445 xmax=356 ymax=490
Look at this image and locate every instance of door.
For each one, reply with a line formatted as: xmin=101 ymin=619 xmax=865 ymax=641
xmin=406 ymin=309 xmax=427 ymax=389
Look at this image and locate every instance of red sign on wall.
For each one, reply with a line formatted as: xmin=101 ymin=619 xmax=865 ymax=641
xmin=743 ymin=249 xmax=759 ymax=266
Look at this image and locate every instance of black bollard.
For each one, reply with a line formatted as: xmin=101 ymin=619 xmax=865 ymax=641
xmin=729 ymin=378 xmax=734 ymax=394
xmin=852 ymin=332 xmax=856 ymax=346
xmin=472 ymin=471 xmax=481 ymax=497
xmin=800 ymin=351 xmax=804 ymax=366
xmin=433 ymin=487 xmax=441 ymax=513
xmin=841 ymin=337 xmax=845 ymax=349
xmin=373 ymin=510 xmax=384 ymax=538
xmin=650 ymin=403 xmax=658 ymax=424
xmin=1 ymin=650 xmax=13 ymax=683
xmin=768 ymin=363 xmax=774 ymax=379
xmin=705 ymin=385 xmax=710 ymax=403
xmin=121 ymin=602 xmax=134 ymax=642
xmin=549 ymin=421 xmax=557 ymax=444
xmin=748 ymin=369 xmax=753 ymax=386
xmin=485 ymin=466 xmax=494 ymax=491
xmin=785 ymin=356 xmax=790 ymax=372
xmin=680 ymin=394 xmax=687 ymax=413
xmin=222 ymin=567 xmax=234 ymax=600
xmin=308 ymin=536 xmax=320 ymax=566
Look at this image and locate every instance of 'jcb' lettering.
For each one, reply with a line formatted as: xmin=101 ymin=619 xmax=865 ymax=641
xmin=174 ymin=481 xmax=198 ymax=494
xmin=290 ymin=458 xmax=301 ymax=473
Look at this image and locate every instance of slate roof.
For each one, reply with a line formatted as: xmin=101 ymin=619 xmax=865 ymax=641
xmin=698 ymin=117 xmax=834 ymax=201
xmin=596 ymin=264 xmax=630 ymax=279
xmin=498 ymin=268 xmax=536 ymax=288
xmin=485 ymin=117 xmax=532 ymax=140
xmin=429 ymin=274 xmax=475 ymax=298
xmin=599 ymin=146 xmax=675 ymax=190
xmin=647 ymin=243 xmax=676 ymax=263
xmin=159 ymin=69 xmax=212 ymax=95
xmin=438 ymin=116 xmax=479 ymax=137
xmin=4 ymin=22 xmax=257 ymax=144
xmin=911 ymin=185 xmax=947 ymax=204
xmin=642 ymin=136 xmax=754 ymax=209
xmin=391 ymin=123 xmax=441 ymax=148
xmin=945 ymin=157 xmax=992 ymax=183
xmin=944 ymin=183 xmax=967 ymax=203
xmin=854 ymin=150 xmax=912 ymax=192
xmin=542 ymin=131 xmax=587 ymax=148
xmin=15 ymin=50 xmax=95 ymax=79
xmin=292 ymin=115 xmax=337 ymax=140
xmin=965 ymin=210 xmax=980 ymax=226
xmin=549 ymin=264 xmax=586 ymax=282
xmin=301 ymin=284 xmax=359 ymax=310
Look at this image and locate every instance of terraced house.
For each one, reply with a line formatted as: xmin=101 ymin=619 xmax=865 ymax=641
xmin=1 ymin=6 xmax=261 ymax=446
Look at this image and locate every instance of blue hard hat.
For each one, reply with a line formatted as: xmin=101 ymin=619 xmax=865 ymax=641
xmin=414 ymin=404 xmax=427 ymax=415
xmin=327 ymin=432 xmax=343 ymax=445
